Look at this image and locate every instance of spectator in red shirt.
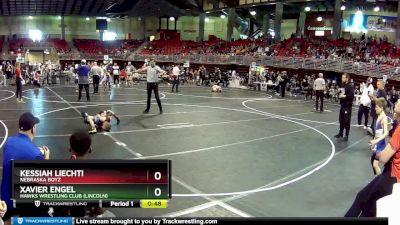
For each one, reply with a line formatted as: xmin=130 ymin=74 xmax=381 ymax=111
xmin=345 ymin=100 xmax=400 ymax=217
xmin=120 ymin=69 xmax=128 ymax=87
xmin=15 ymin=62 xmax=25 ymax=104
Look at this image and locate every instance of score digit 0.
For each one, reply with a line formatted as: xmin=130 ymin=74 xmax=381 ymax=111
xmin=154 ymin=188 xmax=161 ymax=196
xmin=154 ymin=172 xmax=161 ymax=181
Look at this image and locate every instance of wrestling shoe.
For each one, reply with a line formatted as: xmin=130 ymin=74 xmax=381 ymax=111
xmin=88 ymin=128 xmax=97 ymax=134
xmin=81 ymin=112 xmax=88 ymax=119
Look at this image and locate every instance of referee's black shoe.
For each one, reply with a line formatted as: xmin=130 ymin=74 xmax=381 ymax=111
xmin=334 ymin=133 xmax=343 ymax=139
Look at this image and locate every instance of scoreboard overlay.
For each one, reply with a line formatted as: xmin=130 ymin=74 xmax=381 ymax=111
xmin=11 ymin=160 xmax=171 ymax=208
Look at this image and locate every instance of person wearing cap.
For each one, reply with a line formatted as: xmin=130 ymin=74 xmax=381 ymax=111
xmin=1 ymin=112 xmax=50 ymax=221
xmin=77 ymin=59 xmax=91 ymax=102
xmin=314 ymin=73 xmax=325 ymax=112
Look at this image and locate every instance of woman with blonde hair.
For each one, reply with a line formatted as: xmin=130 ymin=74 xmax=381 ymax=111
xmin=15 ymin=62 xmax=25 ymax=103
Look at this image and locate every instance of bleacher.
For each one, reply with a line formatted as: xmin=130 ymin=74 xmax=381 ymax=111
xmin=9 ymin=38 xmax=31 ymax=54
xmin=140 ymin=39 xmax=268 ymax=55
xmin=8 ymin=38 xmax=72 ymax=55
xmin=141 ymin=40 xmax=206 ymax=55
xmin=50 ymin=38 xmax=71 ymax=54
xmin=73 ymin=39 xmax=143 ymax=57
xmin=270 ymin=37 xmax=400 ymax=66
xmin=140 ymin=37 xmax=399 ymax=65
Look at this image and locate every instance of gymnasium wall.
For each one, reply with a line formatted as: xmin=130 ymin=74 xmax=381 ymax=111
xmin=7 ymin=13 xmax=396 ymax=43
xmin=158 ymin=16 xmax=241 ymax=41
xmin=0 ymin=16 xmax=139 ymax=41
xmin=0 ymin=15 xmax=262 ymax=42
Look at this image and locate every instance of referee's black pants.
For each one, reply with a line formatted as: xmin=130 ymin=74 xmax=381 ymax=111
xmin=146 ymin=82 xmax=162 ymax=112
xmin=339 ymin=105 xmax=352 ymax=137
xmin=315 ymin=90 xmax=324 ymax=111
xmin=93 ymin=75 xmax=100 ymax=93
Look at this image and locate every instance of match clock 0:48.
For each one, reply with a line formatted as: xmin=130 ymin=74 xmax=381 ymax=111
xmin=141 ymin=200 xmax=168 ymax=208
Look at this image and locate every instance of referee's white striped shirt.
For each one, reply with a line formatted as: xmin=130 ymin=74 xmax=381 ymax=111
xmin=314 ymin=78 xmax=325 ymax=91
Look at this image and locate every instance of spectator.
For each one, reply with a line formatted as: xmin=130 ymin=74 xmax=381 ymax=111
xmin=358 ymin=78 xmax=374 ymax=129
xmin=1 ymin=112 xmax=50 ymax=221
xmin=51 ymin=131 xmax=115 ymax=217
xmin=0 ymin=200 xmax=7 ymax=225
xmin=389 ymin=86 xmax=398 ymax=114
xmin=5 ymin=62 xmax=12 ymax=85
xmin=306 ymin=76 xmax=314 ymax=101
xmin=120 ymin=69 xmax=128 ymax=87
xmin=345 ymin=99 xmax=400 ymax=217
xmin=279 ymin=72 xmax=289 ymax=98
xmin=171 ymin=65 xmax=180 ymax=92
xmin=14 ymin=62 xmax=25 ymax=103
xmin=33 ymin=70 xmax=41 ymax=88
xmin=0 ymin=68 xmax=5 ymax=87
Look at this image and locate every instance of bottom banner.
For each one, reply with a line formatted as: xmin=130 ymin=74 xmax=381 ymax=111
xmin=11 ymin=217 xmax=388 ymax=225
xmin=12 ymin=217 xmax=73 ymax=225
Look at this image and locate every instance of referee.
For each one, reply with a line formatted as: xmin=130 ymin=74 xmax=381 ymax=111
xmin=136 ymin=60 xmax=166 ymax=114
xmin=335 ymin=73 xmax=355 ymax=142
xmin=314 ymin=73 xmax=325 ymax=112
xmin=90 ymin=62 xmax=102 ymax=94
